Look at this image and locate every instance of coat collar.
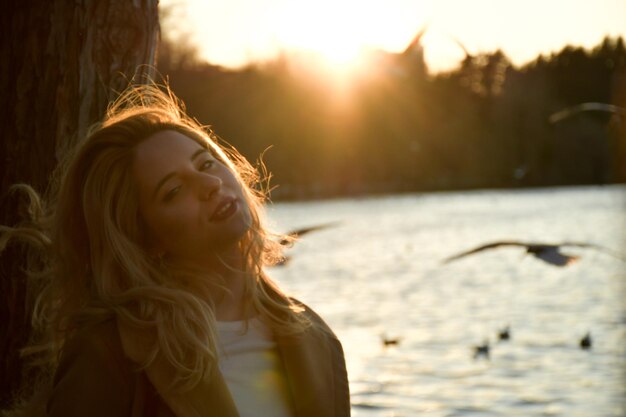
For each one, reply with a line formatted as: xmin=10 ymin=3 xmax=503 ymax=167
xmin=117 ymin=304 xmax=338 ymax=417
xmin=118 ymin=318 xmax=239 ymax=417
xmin=275 ymin=322 xmax=336 ymax=417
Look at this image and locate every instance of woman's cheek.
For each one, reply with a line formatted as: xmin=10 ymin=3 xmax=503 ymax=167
xmin=154 ymin=207 xmax=190 ymax=249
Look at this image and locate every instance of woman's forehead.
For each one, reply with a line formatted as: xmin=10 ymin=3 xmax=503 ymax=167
xmin=133 ymin=130 xmax=207 ymax=186
xmin=136 ymin=130 xmax=204 ymax=160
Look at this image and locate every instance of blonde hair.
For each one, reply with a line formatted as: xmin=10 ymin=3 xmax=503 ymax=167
xmin=1 ymin=84 xmax=307 ymax=394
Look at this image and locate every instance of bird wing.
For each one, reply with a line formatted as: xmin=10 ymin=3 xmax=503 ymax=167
xmin=549 ymin=102 xmax=626 ymax=124
xmin=442 ymin=241 xmax=529 ymax=263
xmin=402 ymin=25 xmax=428 ymax=57
xmin=560 ymin=242 xmax=626 ymax=262
xmin=279 ymin=221 xmax=341 ymax=245
xmin=442 ymin=239 xmax=625 ymax=266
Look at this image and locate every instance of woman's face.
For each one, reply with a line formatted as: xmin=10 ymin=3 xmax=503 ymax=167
xmin=133 ymin=130 xmax=252 ymax=267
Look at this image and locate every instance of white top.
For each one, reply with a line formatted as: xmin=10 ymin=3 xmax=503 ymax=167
xmin=216 ymin=318 xmax=294 ymax=417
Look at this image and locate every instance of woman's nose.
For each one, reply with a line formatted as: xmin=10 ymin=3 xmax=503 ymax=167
xmin=197 ymin=174 xmax=222 ymax=201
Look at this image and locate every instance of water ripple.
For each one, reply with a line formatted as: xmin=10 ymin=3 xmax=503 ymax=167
xmin=268 ymin=185 xmax=626 ymax=416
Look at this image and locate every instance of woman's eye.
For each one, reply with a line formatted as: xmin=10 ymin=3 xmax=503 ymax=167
xmin=200 ymin=160 xmax=214 ymax=170
xmin=163 ymin=186 xmax=180 ymax=202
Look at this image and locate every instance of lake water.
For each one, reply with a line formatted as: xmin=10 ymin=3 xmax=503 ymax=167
xmin=266 ymin=185 xmax=626 ymax=417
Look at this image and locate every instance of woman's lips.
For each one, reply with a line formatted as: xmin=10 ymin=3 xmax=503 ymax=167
xmin=210 ymin=197 xmax=238 ymax=222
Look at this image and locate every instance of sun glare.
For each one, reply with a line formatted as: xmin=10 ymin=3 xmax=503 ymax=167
xmin=272 ymin=0 xmax=428 ymax=73
xmin=168 ymin=0 xmax=626 ymax=77
xmin=420 ymin=31 xmax=469 ymax=73
xmin=274 ymin=2 xmax=362 ymax=68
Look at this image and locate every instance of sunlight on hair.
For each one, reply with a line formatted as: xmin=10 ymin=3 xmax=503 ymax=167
xmin=0 ymin=81 xmax=311 ymax=397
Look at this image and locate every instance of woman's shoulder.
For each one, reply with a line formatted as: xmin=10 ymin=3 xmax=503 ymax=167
xmin=288 ymin=297 xmax=340 ymax=341
xmin=57 ymin=318 xmax=132 ymax=380
xmin=47 ymin=319 xmax=141 ymax=416
xmin=63 ymin=319 xmax=122 ymax=354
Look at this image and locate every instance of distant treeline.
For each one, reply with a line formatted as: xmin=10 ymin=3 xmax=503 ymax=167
xmin=158 ymin=36 xmax=626 ymax=200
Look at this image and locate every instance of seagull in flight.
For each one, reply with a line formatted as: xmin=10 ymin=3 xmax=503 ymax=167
xmin=380 ymin=333 xmax=402 ymax=348
xmin=442 ymin=241 xmax=625 ymax=267
xmin=272 ymin=222 xmax=341 ymax=267
xmin=548 ymin=102 xmax=626 ymax=124
xmin=278 ymin=222 xmax=341 ymax=246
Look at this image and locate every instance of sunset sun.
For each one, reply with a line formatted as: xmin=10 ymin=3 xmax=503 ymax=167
xmin=270 ymin=0 xmax=429 ymax=71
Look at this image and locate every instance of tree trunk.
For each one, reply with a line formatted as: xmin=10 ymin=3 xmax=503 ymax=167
xmin=0 ymin=0 xmax=159 ymax=406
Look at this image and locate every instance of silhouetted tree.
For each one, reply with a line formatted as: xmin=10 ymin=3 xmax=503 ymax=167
xmin=0 ymin=0 xmax=159 ymax=405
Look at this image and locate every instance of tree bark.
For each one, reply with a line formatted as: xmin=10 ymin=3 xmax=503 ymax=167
xmin=0 ymin=0 xmax=159 ymax=406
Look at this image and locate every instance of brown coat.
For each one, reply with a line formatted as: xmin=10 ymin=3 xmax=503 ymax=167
xmin=47 ymin=303 xmax=350 ymax=417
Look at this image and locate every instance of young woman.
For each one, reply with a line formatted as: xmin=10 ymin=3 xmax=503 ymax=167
xmin=1 ymin=85 xmax=350 ymax=416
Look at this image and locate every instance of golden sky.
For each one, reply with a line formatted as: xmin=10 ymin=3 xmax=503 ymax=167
xmin=162 ymin=0 xmax=626 ymax=73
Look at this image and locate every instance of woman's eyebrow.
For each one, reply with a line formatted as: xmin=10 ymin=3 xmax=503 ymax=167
xmin=152 ymin=148 xmax=210 ymax=200
xmin=190 ymin=147 xmax=208 ymax=161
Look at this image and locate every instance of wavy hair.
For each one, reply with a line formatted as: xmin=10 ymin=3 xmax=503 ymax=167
xmin=1 ymin=84 xmax=308 ymax=395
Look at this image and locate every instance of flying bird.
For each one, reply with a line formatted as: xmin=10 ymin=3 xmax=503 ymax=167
xmin=270 ymin=222 xmax=341 ymax=268
xmin=278 ymin=222 xmax=340 ymax=246
xmin=381 ymin=334 xmax=402 ymax=348
xmin=442 ymin=241 xmax=625 ymax=267
xmin=401 ymin=25 xmax=428 ymax=58
xmin=549 ymin=102 xmax=626 ymax=124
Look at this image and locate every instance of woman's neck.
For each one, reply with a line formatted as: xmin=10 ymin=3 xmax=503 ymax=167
xmin=172 ymin=246 xmax=254 ymax=321
xmin=207 ymin=248 xmax=253 ymax=322
xmin=214 ymin=266 xmax=249 ymax=321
